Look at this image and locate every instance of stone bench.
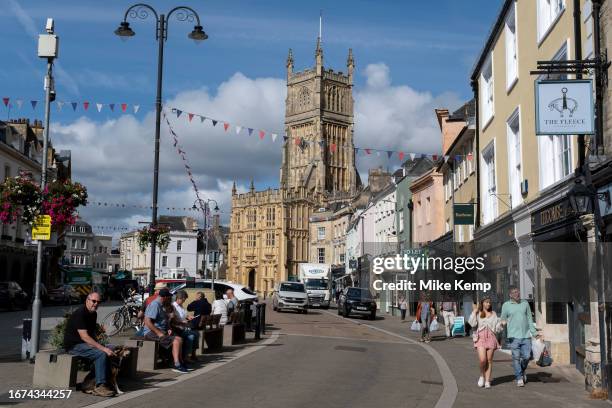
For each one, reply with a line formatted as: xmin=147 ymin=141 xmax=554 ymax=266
xmin=198 ymin=314 xmax=223 ymax=352
xmin=33 ymin=351 xmax=80 ymax=388
xmin=124 ymin=337 xmax=171 ymax=372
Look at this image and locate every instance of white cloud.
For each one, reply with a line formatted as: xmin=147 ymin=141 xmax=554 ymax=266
xmin=53 ymin=65 xmax=460 ymax=241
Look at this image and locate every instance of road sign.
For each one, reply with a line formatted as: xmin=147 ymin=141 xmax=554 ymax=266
xmin=31 ymin=215 xmax=51 ymax=241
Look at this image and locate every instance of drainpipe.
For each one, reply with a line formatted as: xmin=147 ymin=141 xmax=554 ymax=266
xmin=471 ymin=79 xmax=481 ymax=229
xmin=593 ymin=0 xmax=605 ymax=155
xmin=574 ymin=0 xmax=586 ymax=167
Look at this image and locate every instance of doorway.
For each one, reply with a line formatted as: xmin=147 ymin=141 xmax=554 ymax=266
xmin=248 ymin=269 xmax=256 ymax=291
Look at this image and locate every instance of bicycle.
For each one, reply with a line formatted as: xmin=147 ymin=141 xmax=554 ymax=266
xmin=101 ymin=290 xmax=143 ymax=336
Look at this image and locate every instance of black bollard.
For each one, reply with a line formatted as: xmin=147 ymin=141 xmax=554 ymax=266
xmin=254 ymin=304 xmax=261 ymax=340
xmin=261 ymin=303 xmax=266 ymax=335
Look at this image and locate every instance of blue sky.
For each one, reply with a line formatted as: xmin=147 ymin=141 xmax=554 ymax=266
xmin=0 ymin=0 xmax=501 ymax=233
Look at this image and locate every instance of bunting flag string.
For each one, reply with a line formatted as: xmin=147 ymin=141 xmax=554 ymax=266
xmin=0 ymin=96 xmax=145 ymax=115
xmin=86 ymin=199 xmax=215 ymax=212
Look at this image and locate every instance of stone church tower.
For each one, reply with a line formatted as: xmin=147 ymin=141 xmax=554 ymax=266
xmin=227 ymin=40 xmax=359 ymax=296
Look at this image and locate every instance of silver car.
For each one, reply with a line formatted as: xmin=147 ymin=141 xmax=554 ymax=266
xmin=272 ymin=281 xmax=308 ymax=314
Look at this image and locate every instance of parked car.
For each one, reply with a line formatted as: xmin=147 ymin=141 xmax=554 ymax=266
xmin=337 ymin=287 xmax=377 ymax=320
xmin=48 ymin=285 xmax=81 ymax=305
xmin=272 ymin=281 xmax=308 ymax=314
xmin=0 ymin=281 xmax=30 ymax=310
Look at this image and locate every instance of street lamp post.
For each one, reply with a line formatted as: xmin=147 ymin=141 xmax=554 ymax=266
xmin=193 ymin=198 xmax=219 ymax=289
xmin=115 ymin=4 xmax=207 ymax=294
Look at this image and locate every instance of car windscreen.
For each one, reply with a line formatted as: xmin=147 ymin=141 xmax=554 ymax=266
xmin=280 ymin=283 xmax=305 ymax=292
xmin=305 ymin=279 xmax=328 ymax=290
xmin=346 ymin=288 xmax=372 ymax=299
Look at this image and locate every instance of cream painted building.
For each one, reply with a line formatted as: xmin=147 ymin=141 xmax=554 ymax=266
xmin=471 ymin=0 xmax=599 ymax=383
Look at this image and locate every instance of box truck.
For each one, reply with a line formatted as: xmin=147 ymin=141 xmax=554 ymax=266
xmin=298 ymin=263 xmax=331 ymax=309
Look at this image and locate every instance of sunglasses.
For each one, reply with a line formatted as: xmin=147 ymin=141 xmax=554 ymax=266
xmin=88 ymin=299 xmax=101 ymax=304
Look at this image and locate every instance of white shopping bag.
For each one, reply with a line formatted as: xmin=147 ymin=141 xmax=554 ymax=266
xmin=411 ymin=320 xmax=421 ymax=332
xmin=430 ymin=319 xmax=439 ymax=332
xmin=532 ymin=337 xmax=545 ymax=362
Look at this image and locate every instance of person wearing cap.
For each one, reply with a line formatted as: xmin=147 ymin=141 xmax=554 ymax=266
xmin=145 ymin=282 xmax=168 ymax=307
xmin=143 ymin=288 xmax=188 ymax=373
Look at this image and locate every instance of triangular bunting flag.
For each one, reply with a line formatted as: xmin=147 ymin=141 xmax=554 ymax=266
xmin=30 ymin=100 xmax=38 ymax=110
xmin=376 ymin=151 xmax=381 ymax=157
xmin=71 ymin=102 xmax=78 ymax=111
xmin=355 ymin=147 xmax=360 ymax=155
xmin=387 ymin=151 xmax=393 ymax=159
xmin=57 ymin=101 xmax=64 ymax=111
xmin=175 ymin=109 xmax=182 ymax=118
xmin=259 ymin=130 xmax=265 ymax=140
xmin=248 ymin=128 xmax=254 ymax=136
xmin=2 ymin=97 xmax=9 ymax=107
xmin=96 ymin=103 xmax=103 ymax=112
xmin=398 ymin=152 xmax=405 ymax=161
xmin=283 ymin=135 xmax=288 ymax=141
xmin=235 ymin=126 xmax=242 ymax=134
xmin=223 ymin=122 xmax=230 ymax=131
xmin=16 ymin=99 xmax=23 ymax=109
xmin=467 ymin=153 xmax=473 ymax=161
xmin=365 ymin=149 xmax=371 ymax=155
xmin=444 ymin=155 xmax=450 ymax=163
xmin=83 ymin=101 xmax=90 ymax=111
xmin=212 ymin=120 xmax=218 ymax=127
xmin=133 ymin=105 xmax=140 ymax=113
xmin=188 ymin=113 xmax=194 ymax=122
xmin=294 ymin=137 xmax=301 ymax=146
xmin=200 ymin=116 xmax=206 ymax=123
xmin=109 ymin=103 xmax=115 ymax=112
xmin=455 ymin=155 xmax=462 ymax=161
xmin=409 ymin=153 xmax=416 ymax=161
xmin=271 ymin=133 xmax=278 ymax=142
xmin=121 ymin=103 xmax=127 ymax=112
xmin=330 ymin=143 xmax=337 ymax=152
xmin=432 ymin=155 xmax=438 ymax=161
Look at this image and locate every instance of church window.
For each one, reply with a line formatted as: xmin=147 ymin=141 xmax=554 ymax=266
xmin=298 ymin=87 xmax=310 ymax=109
xmin=266 ymin=232 xmax=275 ymax=247
xmin=266 ymin=208 xmax=275 ymax=227
xmin=247 ymin=209 xmax=257 ymax=229
xmin=247 ymin=234 xmax=256 ymax=248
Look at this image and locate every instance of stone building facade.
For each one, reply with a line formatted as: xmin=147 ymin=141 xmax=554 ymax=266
xmin=228 ymin=40 xmax=360 ymax=297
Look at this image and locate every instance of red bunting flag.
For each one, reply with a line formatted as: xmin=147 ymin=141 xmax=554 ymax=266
xmin=2 ymin=97 xmax=8 ymax=107
xmin=432 ymin=154 xmax=438 ymax=161
xmin=121 ymin=103 xmax=127 ymax=112
xmin=223 ymin=122 xmax=230 ymax=131
xmin=188 ymin=113 xmax=194 ymax=122
xmin=399 ymin=152 xmax=405 ymax=161
xmin=365 ymin=149 xmax=371 ymax=155
xmin=467 ymin=153 xmax=473 ymax=161
xmin=259 ymin=130 xmax=265 ymax=140
xmin=294 ymin=137 xmax=301 ymax=146
xmin=330 ymin=143 xmax=337 ymax=152
xmin=83 ymin=101 xmax=90 ymax=111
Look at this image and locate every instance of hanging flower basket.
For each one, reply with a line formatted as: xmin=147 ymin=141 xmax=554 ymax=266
xmin=0 ymin=172 xmax=88 ymax=229
xmin=0 ymin=172 xmax=42 ymax=224
xmin=42 ymin=180 xmax=88 ymax=230
xmin=137 ymin=224 xmax=171 ymax=252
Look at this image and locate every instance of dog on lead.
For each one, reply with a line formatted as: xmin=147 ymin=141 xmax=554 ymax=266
xmin=78 ymin=345 xmax=131 ymax=396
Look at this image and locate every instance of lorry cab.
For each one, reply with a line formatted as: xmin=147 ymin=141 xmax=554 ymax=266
xmin=298 ymin=263 xmax=331 ymax=309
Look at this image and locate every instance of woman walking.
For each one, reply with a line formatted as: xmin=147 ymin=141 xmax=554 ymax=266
xmin=416 ymin=293 xmax=435 ymax=343
xmin=399 ymin=297 xmax=408 ymax=321
xmin=468 ymin=296 xmax=503 ymax=389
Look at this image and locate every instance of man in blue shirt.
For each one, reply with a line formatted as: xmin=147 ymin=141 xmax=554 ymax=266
xmin=501 ymin=286 xmax=540 ymax=387
xmin=143 ymin=289 xmax=188 ymax=373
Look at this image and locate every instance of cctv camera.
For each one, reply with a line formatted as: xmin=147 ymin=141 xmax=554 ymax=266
xmin=46 ymin=18 xmax=54 ymax=34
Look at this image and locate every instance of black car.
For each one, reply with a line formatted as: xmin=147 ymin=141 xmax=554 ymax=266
xmin=337 ymin=287 xmax=377 ymax=320
xmin=0 ymin=281 xmax=30 ymax=310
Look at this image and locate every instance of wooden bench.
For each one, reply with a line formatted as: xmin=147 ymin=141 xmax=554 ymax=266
xmin=124 ymin=336 xmax=171 ymax=372
xmin=198 ymin=314 xmax=223 ymax=352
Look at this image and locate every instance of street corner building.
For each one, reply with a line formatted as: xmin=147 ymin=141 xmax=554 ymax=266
xmin=227 ymin=41 xmax=361 ymax=298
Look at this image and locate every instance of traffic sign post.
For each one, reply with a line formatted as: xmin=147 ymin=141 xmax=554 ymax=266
xmin=31 ymin=215 xmax=51 ymax=241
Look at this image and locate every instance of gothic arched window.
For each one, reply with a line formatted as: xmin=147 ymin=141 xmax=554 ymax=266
xmin=298 ymin=87 xmax=310 ymax=109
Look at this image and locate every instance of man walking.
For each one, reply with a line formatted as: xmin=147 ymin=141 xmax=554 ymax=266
xmin=64 ymin=292 xmax=115 ymax=397
xmin=399 ymin=296 xmax=407 ymax=321
xmin=440 ymin=296 xmax=457 ymax=338
xmin=501 ymin=286 xmax=539 ymax=387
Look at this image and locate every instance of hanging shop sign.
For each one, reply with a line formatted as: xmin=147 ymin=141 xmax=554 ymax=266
xmin=453 ymin=203 xmax=475 ymax=225
xmin=535 ymin=79 xmax=595 ymax=135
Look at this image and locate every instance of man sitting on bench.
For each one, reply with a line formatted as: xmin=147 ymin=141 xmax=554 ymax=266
xmin=143 ymin=288 xmax=189 ymax=373
xmin=64 ymin=292 xmax=115 ymax=397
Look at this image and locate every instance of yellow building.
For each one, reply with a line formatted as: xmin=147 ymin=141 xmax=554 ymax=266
xmin=471 ymin=0 xmax=599 ymax=383
xmin=228 ymin=40 xmax=360 ymax=297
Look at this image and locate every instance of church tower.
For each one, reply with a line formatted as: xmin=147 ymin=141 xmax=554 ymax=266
xmin=280 ymin=41 xmax=357 ymax=195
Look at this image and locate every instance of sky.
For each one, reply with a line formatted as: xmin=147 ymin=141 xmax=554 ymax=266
xmin=0 ymin=0 xmax=501 ymax=241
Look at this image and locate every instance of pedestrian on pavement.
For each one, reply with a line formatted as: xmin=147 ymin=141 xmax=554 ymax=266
xmin=172 ymin=290 xmax=200 ymax=363
xmin=440 ymin=295 xmax=458 ymax=338
xmin=64 ymin=292 xmax=116 ymax=397
xmin=416 ymin=293 xmax=436 ymax=343
xmin=143 ymin=288 xmax=189 ymax=373
xmin=187 ymin=291 xmax=211 ymax=329
xmin=469 ymin=295 xmax=503 ymax=389
xmin=226 ymin=288 xmax=238 ymax=321
xmin=212 ymin=291 xmax=228 ymax=326
xmin=500 ymin=286 xmax=540 ymax=387
xmin=462 ymin=292 xmax=475 ymax=336
xmin=399 ymin=296 xmax=408 ymax=321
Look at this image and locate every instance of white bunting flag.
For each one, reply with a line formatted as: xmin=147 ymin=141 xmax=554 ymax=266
xmin=57 ymin=101 xmax=64 ymax=111
xmin=236 ymin=126 xmax=242 ymax=135
xmin=271 ymin=133 xmax=278 ymax=142
xmin=409 ymin=153 xmax=416 ymax=161
xmin=96 ymin=103 xmax=103 ymax=112
xmin=16 ymin=99 xmax=23 ymax=109
xmin=133 ymin=105 xmax=140 ymax=113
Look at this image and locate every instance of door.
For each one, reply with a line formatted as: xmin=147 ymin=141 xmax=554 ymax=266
xmin=248 ymin=269 xmax=256 ymax=292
